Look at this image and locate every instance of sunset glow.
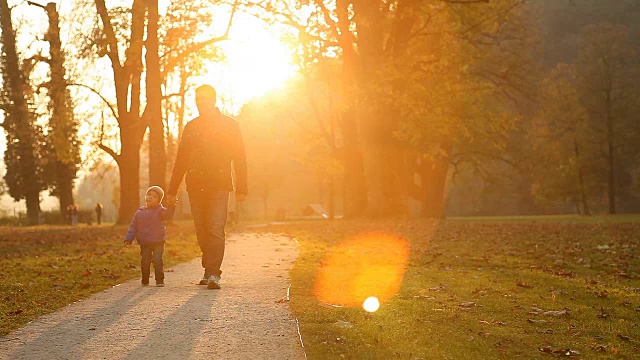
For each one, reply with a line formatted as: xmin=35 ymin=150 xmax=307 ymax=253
xmin=313 ymin=233 xmax=410 ymax=308
xmin=203 ymin=14 xmax=297 ymax=114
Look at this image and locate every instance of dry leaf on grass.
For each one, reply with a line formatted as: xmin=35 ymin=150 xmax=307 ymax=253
xmin=539 ymin=346 xmax=580 ymax=356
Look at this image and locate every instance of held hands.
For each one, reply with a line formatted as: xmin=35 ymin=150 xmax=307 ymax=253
xmin=163 ymin=194 xmax=178 ymax=208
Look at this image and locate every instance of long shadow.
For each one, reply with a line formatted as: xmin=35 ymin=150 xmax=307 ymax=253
xmin=123 ymin=289 xmax=220 ymax=360
xmin=9 ymin=286 xmax=152 ymax=360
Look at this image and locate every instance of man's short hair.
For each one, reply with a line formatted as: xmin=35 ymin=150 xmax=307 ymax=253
xmin=196 ymin=85 xmax=217 ymax=103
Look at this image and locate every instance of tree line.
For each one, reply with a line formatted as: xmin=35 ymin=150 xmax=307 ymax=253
xmin=239 ymin=0 xmax=640 ymax=218
xmin=1 ymin=0 xmax=638 ymax=225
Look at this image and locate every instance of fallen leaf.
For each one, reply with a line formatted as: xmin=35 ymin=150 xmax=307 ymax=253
xmin=333 ymin=320 xmax=354 ymax=329
xmin=589 ymin=344 xmax=608 ymax=352
xmin=539 ymin=346 xmax=580 ymax=356
xmin=543 ymin=309 xmax=569 ymax=317
xmin=480 ymin=320 xmax=507 ymax=326
xmin=527 ymin=319 xmax=547 ymax=324
xmin=554 ymin=270 xmax=573 ymax=277
xmin=458 ymin=302 xmax=476 ymax=308
xmin=617 ymin=334 xmax=632 ymax=342
xmin=517 ymin=281 xmax=533 ymax=289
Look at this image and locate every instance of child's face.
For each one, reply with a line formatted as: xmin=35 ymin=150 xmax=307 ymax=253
xmin=145 ymin=191 xmax=161 ymax=207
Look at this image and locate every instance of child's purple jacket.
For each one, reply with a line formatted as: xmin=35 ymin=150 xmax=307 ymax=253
xmin=125 ymin=205 xmax=175 ymax=245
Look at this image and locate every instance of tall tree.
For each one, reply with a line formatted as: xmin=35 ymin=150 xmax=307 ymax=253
xmin=91 ymin=0 xmax=149 ymax=223
xmin=146 ymin=0 xmax=165 ymax=189
xmin=0 ymin=0 xmax=46 ymax=225
xmin=28 ymin=1 xmax=81 ymax=221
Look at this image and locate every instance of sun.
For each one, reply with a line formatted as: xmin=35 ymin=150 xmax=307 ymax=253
xmin=204 ymin=14 xmax=297 ymax=114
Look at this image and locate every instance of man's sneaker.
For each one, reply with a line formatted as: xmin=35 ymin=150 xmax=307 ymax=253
xmin=198 ymin=271 xmax=210 ymax=285
xmin=156 ymin=282 xmax=165 ymax=287
xmin=142 ymin=279 xmax=150 ymax=286
xmin=207 ymin=275 xmax=221 ymax=289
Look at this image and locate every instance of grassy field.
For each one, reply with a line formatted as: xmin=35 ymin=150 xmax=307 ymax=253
xmin=0 ymin=221 xmax=202 ymax=336
xmin=253 ymin=216 xmax=640 ymax=359
xmin=2 ymin=216 xmax=639 ymax=358
xmin=448 ymin=214 xmax=640 ymax=223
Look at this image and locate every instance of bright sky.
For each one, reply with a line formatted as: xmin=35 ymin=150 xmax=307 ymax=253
xmin=204 ymin=12 xmax=298 ymax=114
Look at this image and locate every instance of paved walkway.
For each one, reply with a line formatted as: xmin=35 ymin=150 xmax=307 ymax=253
xmin=0 ymin=233 xmax=306 ymax=360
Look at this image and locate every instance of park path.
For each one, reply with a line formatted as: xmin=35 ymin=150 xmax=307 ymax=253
xmin=0 ymin=232 xmax=306 ymax=360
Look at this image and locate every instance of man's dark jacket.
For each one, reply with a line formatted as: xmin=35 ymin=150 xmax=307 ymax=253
xmin=167 ymin=108 xmax=247 ymax=196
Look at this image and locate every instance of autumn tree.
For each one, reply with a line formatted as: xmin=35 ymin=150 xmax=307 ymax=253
xmin=239 ymin=0 xmax=537 ymax=218
xmin=28 ymin=1 xmax=81 ymax=221
xmin=0 ymin=0 xmax=48 ymax=224
xmin=529 ymin=64 xmax=604 ymax=214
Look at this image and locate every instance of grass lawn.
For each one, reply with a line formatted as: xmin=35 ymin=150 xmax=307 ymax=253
xmin=252 ymin=217 xmax=640 ymax=359
xmin=0 ymin=221 xmax=202 ymax=336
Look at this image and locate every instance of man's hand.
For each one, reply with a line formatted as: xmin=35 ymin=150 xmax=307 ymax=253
xmin=124 ymin=240 xmax=133 ymax=246
xmin=236 ymin=193 xmax=247 ymax=203
xmin=164 ymin=194 xmax=177 ymax=207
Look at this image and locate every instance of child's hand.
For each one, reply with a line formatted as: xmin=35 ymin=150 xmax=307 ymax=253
xmin=164 ymin=194 xmax=177 ymax=207
xmin=124 ymin=240 xmax=133 ymax=246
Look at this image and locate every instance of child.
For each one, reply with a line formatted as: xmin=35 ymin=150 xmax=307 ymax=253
xmin=124 ymin=186 xmax=176 ymax=287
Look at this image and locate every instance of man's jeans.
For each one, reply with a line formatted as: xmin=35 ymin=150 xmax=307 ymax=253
xmin=140 ymin=242 xmax=164 ymax=283
xmin=188 ymin=190 xmax=229 ymax=277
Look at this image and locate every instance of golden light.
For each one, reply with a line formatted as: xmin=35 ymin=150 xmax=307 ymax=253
xmin=313 ymin=233 xmax=410 ymax=308
xmin=203 ymin=13 xmax=297 ymax=114
xmin=363 ymin=296 xmax=380 ymax=313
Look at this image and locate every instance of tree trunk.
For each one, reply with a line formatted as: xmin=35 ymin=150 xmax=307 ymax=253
xmin=118 ymin=131 xmax=143 ymax=223
xmin=329 ymin=175 xmax=335 ymax=220
xmin=421 ymin=142 xmax=453 ymax=218
xmin=573 ymin=139 xmax=590 ymax=216
xmin=606 ymin=98 xmax=616 ymax=214
xmin=335 ymin=0 xmax=367 ymax=218
xmin=55 ymin=160 xmax=75 ymax=221
xmin=146 ymin=0 xmax=166 ymax=188
xmin=341 ymin=109 xmax=367 ymax=217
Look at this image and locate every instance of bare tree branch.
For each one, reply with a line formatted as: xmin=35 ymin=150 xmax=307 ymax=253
xmin=67 ymin=82 xmax=118 ymax=120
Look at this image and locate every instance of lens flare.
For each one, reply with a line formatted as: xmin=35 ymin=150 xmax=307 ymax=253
xmin=313 ymin=232 xmax=410 ymax=307
xmin=363 ymin=296 xmax=380 ymax=313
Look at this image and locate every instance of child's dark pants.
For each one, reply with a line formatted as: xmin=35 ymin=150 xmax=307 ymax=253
xmin=140 ymin=243 xmax=164 ymax=283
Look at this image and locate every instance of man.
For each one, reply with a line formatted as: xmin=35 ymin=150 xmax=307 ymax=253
xmin=165 ymin=85 xmax=248 ymax=289
xmin=95 ymin=202 xmax=103 ymax=225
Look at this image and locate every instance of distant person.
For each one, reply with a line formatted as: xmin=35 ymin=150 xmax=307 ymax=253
xmin=165 ymin=85 xmax=248 ymax=290
xmin=124 ymin=186 xmax=176 ymax=287
xmin=95 ymin=202 xmax=103 ymax=225
xmin=70 ymin=204 xmax=79 ymax=226
xmin=66 ymin=205 xmax=73 ymax=225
